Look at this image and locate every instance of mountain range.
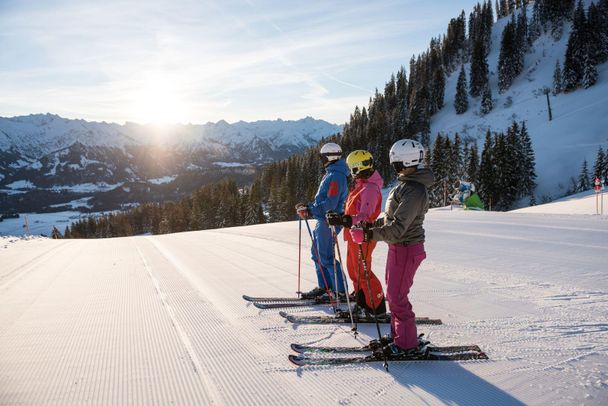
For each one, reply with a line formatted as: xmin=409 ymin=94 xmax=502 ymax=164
xmin=0 ymin=114 xmax=341 ymax=212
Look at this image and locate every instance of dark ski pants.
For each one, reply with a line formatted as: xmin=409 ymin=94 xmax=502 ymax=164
xmin=386 ymin=242 xmax=426 ymax=349
xmin=311 ymin=220 xmax=345 ymax=293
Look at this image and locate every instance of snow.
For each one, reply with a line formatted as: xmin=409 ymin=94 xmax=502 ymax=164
xmin=49 ymin=197 xmax=93 ymax=210
xmin=0 ymin=211 xmax=84 ymax=236
xmin=212 ymin=161 xmax=249 ymax=168
xmin=512 ymin=189 xmax=608 ymax=215
xmin=4 ymin=180 xmax=35 ymax=190
xmin=147 ymin=175 xmax=177 ymax=185
xmin=1 ymin=195 xmax=607 ymax=404
xmin=8 ymin=159 xmax=31 ymax=169
xmin=431 ymin=5 xmax=608 ymax=199
xmin=48 ymin=182 xmax=123 ymax=193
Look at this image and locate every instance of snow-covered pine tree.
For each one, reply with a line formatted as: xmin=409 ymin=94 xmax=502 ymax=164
xmin=552 ymin=59 xmax=562 ymax=94
xmin=455 ymin=65 xmax=469 ymax=114
xmin=577 ymin=159 xmax=591 ymax=191
xmin=481 ymin=84 xmax=493 ymax=114
xmin=470 ymin=38 xmax=489 ymax=97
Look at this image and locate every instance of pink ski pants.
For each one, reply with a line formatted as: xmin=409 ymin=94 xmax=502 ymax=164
xmin=385 ymin=242 xmax=426 ymax=349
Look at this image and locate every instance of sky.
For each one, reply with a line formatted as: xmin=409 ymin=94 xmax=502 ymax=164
xmin=0 ymin=0 xmax=482 ymax=125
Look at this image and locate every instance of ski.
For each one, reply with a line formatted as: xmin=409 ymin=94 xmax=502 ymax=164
xmin=243 ymin=294 xmax=353 ymax=307
xmin=242 ymin=295 xmax=310 ymax=303
xmin=291 ymin=342 xmax=483 ymax=354
xmin=252 ymin=297 xmax=351 ymax=309
xmin=288 ymin=349 xmax=488 ymax=366
xmin=279 ymin=311 xmax=442 ymax=325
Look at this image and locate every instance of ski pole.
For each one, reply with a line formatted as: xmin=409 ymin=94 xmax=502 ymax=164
xmin=358 ymin=243 xmax=389 ymax=371
xmin=303 ymin=217 xmax=335 ymax=304
xmin=331 ymin=226 xmax=356 ymax=334
xmin=297 ymin=218 xmax=302 ymax=297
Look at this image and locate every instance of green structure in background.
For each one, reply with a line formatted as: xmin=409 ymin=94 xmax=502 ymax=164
xmin=451 ymin=180 xmax=485 ymax=211
xmin=463 ymin=192 xmax=484 ymax=210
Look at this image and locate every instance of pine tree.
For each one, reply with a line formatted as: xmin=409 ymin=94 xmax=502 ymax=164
xmin=562 ymin=0 xmax=588 ymax=91
xmin=519 ymin=121 xmax=536 ymax=197
xmin=431 ymin=67 xmax=446 ymax=113
xmin=453 ymin=133 xmax=464 ymax=179
xmin=498 ymin=23 xmax=519 ymax=93
xmin=466 ymin=143 xmax=480 ymax=185
xmin=582 ymin=52 xmax=598 ymax=88
xmin=552 ymin=60 xmax=562 ymax=94
xmin=587 ymin=3 xmax=608 ymax=64
xmin=578 ymin=159 xmax=591 ymax=191
xmin=479 ymin=129 xmax=496 ymax=208
xmin=470 ymin=39 xmax=489 ymax=97
xmin=593 ymin=146 xmax=606 ymax=181
xmin=481 ymin=85 xmax=493 ymax=114
xmin=454 ymin=65 xmax=469 ymax=114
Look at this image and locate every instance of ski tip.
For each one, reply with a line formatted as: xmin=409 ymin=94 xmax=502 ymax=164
xmin=290 ymin=343 xmax=304 ymax=353
xmin=278 ymin=311 xmax=288 ymax=318
xmin=288 ymin=354 xmax=306 ymax=366
xmin=252 ymin=302 xmax=268 ymax=309
xmin=242 ymin=294 xmax=252 ymax=301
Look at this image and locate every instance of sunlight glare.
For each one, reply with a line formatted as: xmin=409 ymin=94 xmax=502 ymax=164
xmin=129 ymin=72 xmax=189 ymax=126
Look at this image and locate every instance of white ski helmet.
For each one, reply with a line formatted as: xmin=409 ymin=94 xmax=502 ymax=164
xmin=319 ymin=142 xmax=342 ymax=163
xmin=389 ymin=139 xmax=425 ymax=168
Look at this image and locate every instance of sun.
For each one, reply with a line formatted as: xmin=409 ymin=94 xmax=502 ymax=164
xmin=129 ymin=73 xmax=189 ymax=125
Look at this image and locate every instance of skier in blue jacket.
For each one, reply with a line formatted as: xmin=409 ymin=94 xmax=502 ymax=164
xmin=295 ymin=143 xmax=350 ymax=299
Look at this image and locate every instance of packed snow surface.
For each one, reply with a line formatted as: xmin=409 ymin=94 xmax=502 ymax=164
xmin=513 ymin=189 xmax=607 ymax=215
xmin=1 ymin=207 xmax=607 ymax=404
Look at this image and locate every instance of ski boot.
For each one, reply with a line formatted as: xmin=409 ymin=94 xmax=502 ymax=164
xmin=300 ymin=287 xmax=326 ymax=300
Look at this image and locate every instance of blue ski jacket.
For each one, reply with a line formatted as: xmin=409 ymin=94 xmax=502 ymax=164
xmin=308 ymin=159 xmax=350 ymax=220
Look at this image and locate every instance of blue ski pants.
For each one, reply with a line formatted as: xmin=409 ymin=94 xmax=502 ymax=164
xmin=311 ymin=220 xmax=345 ymax=293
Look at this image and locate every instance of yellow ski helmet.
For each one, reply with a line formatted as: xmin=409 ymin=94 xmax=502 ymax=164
xmin=346 ymin=150 xmax=374 ymax=176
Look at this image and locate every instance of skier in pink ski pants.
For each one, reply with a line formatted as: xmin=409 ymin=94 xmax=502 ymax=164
xmin=350 ymin=139 xmax=434 ymax=356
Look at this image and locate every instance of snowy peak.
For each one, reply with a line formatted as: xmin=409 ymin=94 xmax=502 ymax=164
xmin=0 ymin=114 xmax=341 ymax=212
xmin=0 ymin=114 xmax=341 ymax=159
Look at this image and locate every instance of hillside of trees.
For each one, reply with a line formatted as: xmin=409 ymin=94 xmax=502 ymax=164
xmin=65 ymin=0 xmax=608 ymax=238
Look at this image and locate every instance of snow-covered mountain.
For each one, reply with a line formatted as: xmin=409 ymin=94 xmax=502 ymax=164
xmin=431 ymin=4 xmax=608 ymax=199
xmin=0 ymin=114 xmax=341 ymax=212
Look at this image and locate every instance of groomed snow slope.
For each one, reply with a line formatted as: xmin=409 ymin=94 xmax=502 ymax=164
xmin=1 ymin=209 xmax=607 ymax=405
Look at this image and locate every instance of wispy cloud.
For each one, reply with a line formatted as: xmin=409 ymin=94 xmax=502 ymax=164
xmin=0 ymin=0 xmax=481 ymax=124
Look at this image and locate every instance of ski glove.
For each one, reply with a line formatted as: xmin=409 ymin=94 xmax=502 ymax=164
xmin=350 ymin=225 xmax=372 ymax=244
xmin=325 ymin=211 xmax=352 ymax=228
xmin=295 ymin=203 xmax=310 ymax=219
